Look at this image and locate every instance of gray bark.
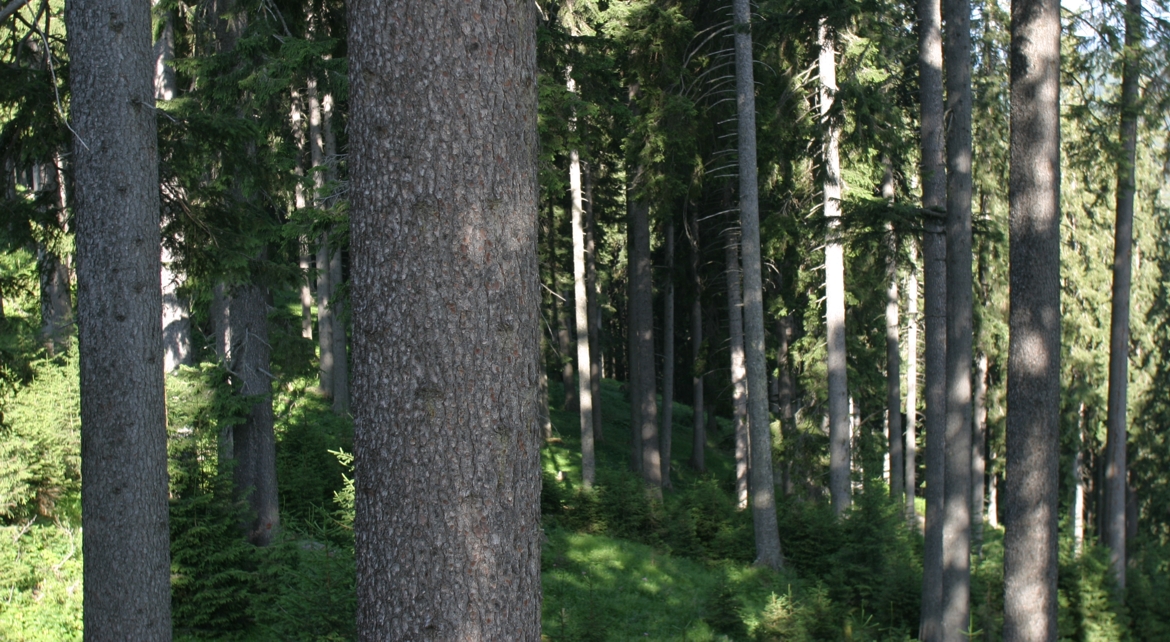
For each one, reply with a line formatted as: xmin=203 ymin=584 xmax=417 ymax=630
xmin=661 ymin=220 xmax=675 ymax=489
xmin=1004 ymin=0 xmax=1062 ymax=635
xmin=1073 ymin=402 xmax=1086 ymax=555
xmin=323 ymin=93 xmax=349 ymax=414
xmin=689 ymin=205 xmax=706 ymax=472
xmin=884 ymin=163 xmax=904 ymax=501
xmin=820 ymin=20 xmax=850 ymax=517
xmin=571 ymin=147 xmax=595 ymax=487
xmin=68 ymin=0 xmax=172 ymax=634
xmin=229 ymin=284 xmax=279 ymax=545
xmin=151 ymin=0 xmax=176 ymax=101
xmin=348 ymin=0 xmax=542 ymax=636
xmin=585 ymin=162 xmax=603 ymax=442
xmin=972 ymin=351 xmax=988 ymax=550
xmin=917 ymin=0 xmax=948 ymax=631
xmin=726 ymin=232 xmax=749 ymax=511
xmin=943 ymin=0 xmax=974 ymax=632
xmin=733 ymin=0 xmax=782 ymax=568
xmin=1104 ymin=0 xmax=1142 ymax=593
xmin=906 ymin=243 xmax=919 ymax=520
xmin=629 ymin=195 xmax=660 ymax=495
xmin=212 ymin=281 xmax=232 ymax=363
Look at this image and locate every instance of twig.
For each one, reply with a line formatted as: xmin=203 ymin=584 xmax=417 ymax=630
xmin=0 ymin=0 xmax=32 ymax=24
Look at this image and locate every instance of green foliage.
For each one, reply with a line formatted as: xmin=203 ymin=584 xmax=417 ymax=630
xmin=273 ymin=380 xmax=352 ymax=526
xmin=0 ymin=521 xmax=82 ymax=641
xmin=0 ymin=349 xmax=79 ymax=522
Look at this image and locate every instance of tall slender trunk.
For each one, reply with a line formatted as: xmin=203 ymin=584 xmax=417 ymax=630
xmin=323 ymin=93 xmax=349 ymax=414
xmin=1073 ymin=402 xmax=1086 ymax=555
xmin=689 ymin=205 xmax=706 ymax=472
xmin=571 ymin=144 xmax=595 ymax=487
xmin=778 ymin=314 xmax=796 ymax=495
xmin=734 ymin=0 xmax=783 ymax=567
xmin=884 ymin=162 xmax=904 ymax=501
xmin=906 ymin=242 xmax=920 ymax=521
xmin=1005 ymin=0 xmax=1062 ymax=634
xmin=820 ymin=20 xmax=850 ymax=517
xmin=629 ymin=195 xmax=660 ymax=495
xmin=291 ymin=89 xmax=314 ymax=341
xmin=37 ymin=160 xmax=73 ymax=355
xmin=230 ymin=284 xmax=279 ymax=545
xmin=69 ymin=0 xmax=172 ymax=631
xmin=972 ymin=351 xmax=988 ymax=551
xmin=308 ymin=77 xmax=334 ymax=396
xmin=918 ymin=0 xmax=948 ymax=632
xmin=726 ymin=231 xmax=750 ymax=510
xmin=1104 ymin=0 xmax=1142 ymax=593
xmin=585 ymin=162 xmax=603 ymax=442
xmin=943 ymin=0 xmax=974 ymax=633
xmin=661 ymin=220 xmax=675 ymax=489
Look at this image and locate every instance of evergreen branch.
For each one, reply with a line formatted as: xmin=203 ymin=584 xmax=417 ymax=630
xmin=0 ymin=0 xmax=32 ymax=24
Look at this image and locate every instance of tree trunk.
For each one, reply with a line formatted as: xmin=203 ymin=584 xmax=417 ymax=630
xmin=571 ymin=145 xmax=595 ymax=487
xmin=308 ymin=78 xmax=334 ymax=397
xmin=1073 ymin=402 xmax=1086 ymax=556
xmin=689 ymin=204 xmax=706 ymax=473
xmin=348 ymin=0 xmax=542 ymax=636
xmin=629 ymin=194 xmax=661 ymax=495
xmin=778 ymin=314 xmax=796 ymax=496
xmin=1005 ymin=0 xmax=1062 ymax=635
xmin=972 ymin=351 xmax=988 ymax=551
xmin=69 ymin=0 xmax=172 ymax=633
xmin=585 ymin=161 xmax=603 ymax=443
xmin=1104 ymin=0 xmax=1141 ymax=593
xmin=884 ymin=161 xmax=904 ymax=502
xmin=906 ymin=242 xmax=920 ymax=521
xmin=230 ymin=284 xmax=279 ymax=545
xmin=292 ymin=89 xmax=314 ymax=340
xmin=661 ymin=220 xmax=675 ymax=489
xmin=37 ymin=160 xmax=73 ymax=355
xmin=726 ymin=231 xmax=749 ymax=511
xmin=212 ymin=282 xmax=232 ymax=363
xmin=323 ymin=93 xmax=350 ymax=414
xmin=733 ymin=0 xmax=782 ymax=568
xmin=918 ymin=0 xmax=948 ymax=629
xmin=820 ymin=20 xmax=850 ymax=517
xmin=943 ymin=0 xmax=974 ymax=632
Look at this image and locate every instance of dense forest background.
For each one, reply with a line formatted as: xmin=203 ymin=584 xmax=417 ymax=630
xmin=3 ymin=0 xmax=1170 ymax=639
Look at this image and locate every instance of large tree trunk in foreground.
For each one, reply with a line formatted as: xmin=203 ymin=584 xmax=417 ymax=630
xmin=943 ymin=0 xmax=974 ymax=633
xmin=69 ymin=0 xmax=172 ymax=635
xmin=348 ymin=0 xmax=542 ymax=637
xmin=1005 ymin=0 xmax=1062 ymax=636
xmin=917 ymin=0 xmax=948 ymax=634
xmin=230 ymin=284 xmax=279 ymax=545
xmin=734 ymin=0 xmax=783 ymax=568
xmin=1104 ymin=0 xmax=1142 ymax=593
xmin=820 ymin=20 xmax=850 ymax=517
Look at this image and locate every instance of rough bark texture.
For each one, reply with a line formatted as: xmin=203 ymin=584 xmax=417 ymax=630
xmin=69 ymin=0 xmax=172 ymax=635
xmin=918 ymin=0 xmax=948 ymax=633
xmin=906 ymin=244 xmax=919 ymax=520
xmin=1005 ymin=0 xmax=1062 ymax=636
xmin=943 ymin=0 xmax=974 ymax=633
xmin=630 ymin=196 xmax=660 ymax=494
xmin=690 ymin=205 xmax=706 ymax=473
xmin=571 ymin=147 xmax=595 ymax=487
xmin=230 ymin=284 xmax=279 ymax=545
xmin=726 ymin=233 xmax=750 ymax=511
xmin=348 ymin=1 xmax=542 ymax=638
xmin=661 ymin=220 xmax=675 ymax=489
xmin=1104 ymin=0 xmax=1141 ymax=593
xmin=820 ymin=21 xmax=850 ymax=517
xmin=734 ymin=0 xmax=783 ymax=568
